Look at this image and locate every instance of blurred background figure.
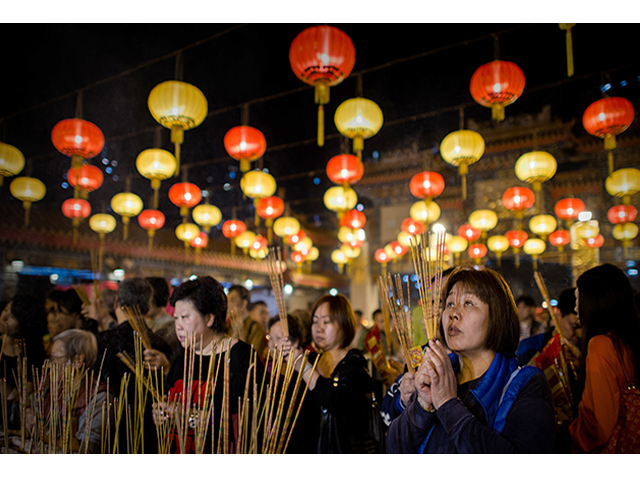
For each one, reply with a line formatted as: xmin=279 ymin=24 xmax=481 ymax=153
xmin=516 ymin=295 xmax=547 ymax=340
xmin=227 ymin=284 xmax=267 ymax=359
xmin=249 ymin=300 xmax=270 ymax=332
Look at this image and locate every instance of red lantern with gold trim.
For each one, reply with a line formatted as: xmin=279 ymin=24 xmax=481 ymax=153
xmin=458 ymin=223 xmax=481 ymax=242
xmin=286 ymin=230 xmax=306 ymax=246
xmin=52 ymin=118 xmax=105 ymax=167
xmin=585 ymin=234 xmax=605 ymax=248
xmin=468 ymin=243 xmax=487 ymax=264
xmin=583 ymin=97 xmax=634 ymax=150
xmin=138 ymin=209 xmax=165 ymax=249
xmin=169 ymin=182 xmax=201 ymax=218
xmin=401 ymin=218 xmax=425 ymax=235
xmin=607 ymin=204 xmax=637 ymax=225
xmin=549 ymin=229 xmax=570 ymax=249
xmin=389 ymin=240 xmax=407 ymax=258
xmin=326 ymin=154 xmax=363 ymax=187
xmin=62 ymin=198 xmax=91 ymax=244
xmin=506 ymin=229 xmax=528 ymax=249
xmin=67 ymin=164 xmax=104 ymax=197
xmin=222 ymin=220 xmax=246 ymax=239
xmin=341 ymin=209 xmax=366 ymax=229
xmin=410 ymin=171 xmax=445 ymax=200
xmin=503 ymin=187 xmax=535 ymax=225
xmin=224 ymin=126 xmax=267 ymax=173
xmin=555 ymin=198 xmax=585 ymax=225
xmin=290 ymin=25 xmax=356 ymax=147
xmin=470 ymin=60 xmax=525 ymax=122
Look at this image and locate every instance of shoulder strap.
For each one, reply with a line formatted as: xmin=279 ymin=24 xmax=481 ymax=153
xmin=492 ymin=365 xmax=541 ymax=433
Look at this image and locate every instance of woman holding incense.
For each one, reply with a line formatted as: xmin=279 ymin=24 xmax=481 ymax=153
xmin=387 ymin=266 xmax=556 ymax=453
xmin=266 ymin=314 xmax=320 ymax=453
xmin=155 ymin=276 xmax=255 ymax=454
xmin=283 ymin=293 xmax=380 ymax=453
xmin=569 ymin=264 xmax=640 ymax=453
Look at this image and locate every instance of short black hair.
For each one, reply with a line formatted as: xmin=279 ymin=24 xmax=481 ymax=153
xmin=354 ymin=310 xmax=363 ymax=316
xmin=146 ymin=277 xmax=170 ymax=309
xmin=229 ymin=284 xmax=250 ymax=306
xmin=372 ymin=309 xmax=382 ymax=317
xmin=250 ymin=300 xmax=267 ymax=311
xmin=557 ymin=288 xmax=577 ymax=317
xmin=515 ymin=295 xmax=536 ymax=308
xmin=117 ymin=278 xmax=153 ymax=315
xmin=311 ymin=294 xmax=357 ymax=349
xmin=268 ymin=314 xmax=304 ymax=345
xmin=57 ymin=289 xmax=84 ymax=316
xmin=170 ymin=276 xmax=227 ymax=334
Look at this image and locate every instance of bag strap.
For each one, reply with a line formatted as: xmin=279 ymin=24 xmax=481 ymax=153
xmin=612 ymin=335 xmax=634 ymax=388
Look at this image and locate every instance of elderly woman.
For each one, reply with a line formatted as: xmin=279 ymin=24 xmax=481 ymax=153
xmin=569 ymin=264 xmax=640 ymax=453
xmin=156 ymin=276 xmax=254 ymax=454
xmin=387 ymin=266 xmax=556 ymax=453
xmin=284 ymin=293 xmax=379 ymax=453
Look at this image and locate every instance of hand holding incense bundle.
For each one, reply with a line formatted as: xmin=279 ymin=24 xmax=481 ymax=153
xmin=267 ymin=246 xmax=289 ymax=337
xmin=379 ymin=274 xmax=415 ymax=373
xmin=122 ymin=306 xmax=152 ymax=351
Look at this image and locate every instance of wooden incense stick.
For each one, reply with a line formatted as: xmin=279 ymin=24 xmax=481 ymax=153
xmin=379 ymin=274 xmax=415 ymax=373
xmin=267 ymin=246 xmax=289 ymax=337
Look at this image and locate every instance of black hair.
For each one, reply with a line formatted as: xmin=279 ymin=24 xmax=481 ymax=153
xmin=9 ymin=294 xmax=48 ymax=369
xmin=146 ymin=277 xmax=170 ymax=309
xmin=170 ymin=276 xmax=227 ymax=334
xmin=310 ymin=294 xmax=356 ymax=349
xmin=268 ymin=314 xmax=304 ymax=345
xmin=117 ymin=278 xmax=153 ymax=315
xmin=250 ymin=300 xmax=267 ymax=311
xmin=577 ymin=264 xmax=640 ymax=380
xmin=557 ymin=288 xmax=577 ymax=318
xmin=290 ymin=309 xmax=312 ymax=347
xmin=228 ymin=284 xmax=250 ymax=307
xmin=372 ymin=309 xmax=382 ymax=317
xmin=57 ymin=289 xmax=84 ymax=316
xmin=515 ymin=295 xmax=536 ymax=308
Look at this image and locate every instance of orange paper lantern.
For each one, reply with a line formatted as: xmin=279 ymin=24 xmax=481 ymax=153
xmin=326 ymin=154 xmax=364 ymax=187
xmin=549 ymin=229 xmax=570 ymax=248
xmin=401 ymin=218 xmax=425 ymax=235
xmin=67 ymin=164 xmax=104 ymax=195
xmin=608 ymin=204 xmax=637 ymax=224
xmin=341 ymin=209 xmax=366 ymax=229
xmin=503 ymin=187 xmax=535 ymax=215
xmin=470 ymin=60 xmax=525 ymax=122
xmin=222 ymin=220 xmax=246 ymax=239
xmin=62 ymin=198 xmax=91 ymax=221
xmin=52 ymin=118 xmax=105 ymax=167
xmin=468 ymin=243 xmax=488 ymax=263
xmin=410 ymin=171 xmax=445 ymax=200
xmin=555 ymin=198 xmax=585 ymax=223
xmin=458 ymin=223 xmax=481 ymax=242
xmin=585 ymin=234 xmax=605 ymax=248
xmin=224 ymin=126 xmax=267 ymax=173
xmin=583 ymin=97 xmax=634 ymax=150
xmin=169 ymin=182 xmax=201 ymax=217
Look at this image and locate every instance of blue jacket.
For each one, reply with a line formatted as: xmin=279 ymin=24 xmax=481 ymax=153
xmin=387 ymin=353 xmax=556 ymax=453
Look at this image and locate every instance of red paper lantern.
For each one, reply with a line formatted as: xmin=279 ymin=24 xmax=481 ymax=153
xmin=346 ymin=238 xmax=364 ymax=249
xmin=549 ymin=229 xmax=570 ymax=247
xmin=190 ymin=232 xmax=209 ymax=249
xmin=290 ymin=250 xmax=307 ymax=264
xmin=138 ymin=209 xmax=166 ymax=231
xmin=374 ymin=248 xmax=389 ymax=263
xmin=583 ymin=97 xmax=634 ymax=150
xmin=286 ymin=230 xmax=306 ymax=246
xmin=223 ymin=126 xmax=267 ymax=173
xmin=62 ymin=198 xmax=91 ymax=220
xmin=341 ymin=209 xmax=366 ymax=229
xmin=389 ymin=240 xmax=407 ymax=257
xmin=401 ymin=218 xmax=425 ymax=235
xmin=410 ymin=171 xmax=445 ymax=200
xmin=554 ymin=198 xmax=585 ymax=222
xmin=468 ymin=243 xmax=488 ymax=259
xmin=503 ymin=187 xmax=535 ymax=213
xmin=506 ymin=230 xmax=528 ymax=248
xmin=52 ymin=119 xmax=105 ymax=166
xmin=256 ymin=196 xmax=284 ymax=220
xmin=169 ymin=182 xmax=201 ymax=217
xmin=585 ymin=234 xmax=605 ymax=248
xmin=326 ymin=154 xmax=364 ymax=186
xmin=607 ymin=204 xmax=638 ymax=224
xmin=222 ymin=220 xmax=246 ymax=239
xmin=458 ymin=223 xmax=481 ymax=242
xmin=67 ymin=164 xmax=104 ymax=193
xmin=251 ymin=235 xmax=268 ymax=251
xmin=470 ymin=60 xmax=525 ymax=121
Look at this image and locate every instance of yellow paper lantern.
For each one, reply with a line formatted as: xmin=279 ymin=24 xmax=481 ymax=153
xmin=487 ymin=234 xmax=509 ymax=267
xmin=192 ymin=203 xmax=222 ymax=233
xmin=529 ymin=215 xmax=558 ymax=240
xmin=515 ymin=151 xmax=557 ymax=192
xmin=410 ymin=200 xmax=441 ymax=224
xmin=240 ymin=170 xmax=277 ymax=199
xmin=250 ymin=247 xmax=269 ymax=259
xmin=574 ymin=221 xmax=599 ymax=240
xmin=147 ymin=80 xmax=208 ymax=175
xmin=468 ymin=209 xmax=498 ymax=234
xmin=334 ymin=97 xmax=383 ymax=159
xmin=338 ymin=226 xmax=354 ymax=243
xmin=273 ymin=216 xmax=300 ymax=238
xmin=331 ymin=248 xmax=349 ymax=273
xmin=89 ymin=213 xmax=117 ymax=234
xmin=136 ymin=148 xmax=177 ymax=208
xmin=613 ymin=222 xmax=638 ymax=257
xmin=340 ymin=244 xmax=360 ymax=259
xmin=605 ymin=168 xmax=640 ymax=204
xmin=10 ymin=176 xmax=46 ymax=226
xmin=446 ymin=235 xmax=468 ymax=265
xmin=306 ymin=246 xmax=320 ymax=262
xmin=398 ymin=231 xmax=420 ymax=248
xmin=324 ymin=186 xmax=358 ymax=213
xmin=175 ymin=222 xmax=199 ymax=241
xmin=0 ymin=142 xmax=25 ymax=187
xmin=384 ymin=244 xmax=398 ymax=261
xmin=234 ymin=230 xmax=256 ymax=250
xmin=111 ymin=192 xmax=143 ymax=240
xmin=440 ymin=130 xmax=485 ymax=200
xmin=523 ymin=238 xmax=546 ymax=270
xmin=293 ymin=237 xmax=313 ymax=253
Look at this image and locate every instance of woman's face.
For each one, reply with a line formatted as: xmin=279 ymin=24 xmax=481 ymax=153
xmin=267 ymin=321 xmax=298 ymax=352
xmin=1 ymin=301 xmax=19 ymax=337
xmin=312 ymin=302 xmax=342 ymax=352
xmin=48 ymin=304 xmax=79 ymax=339
xmin=442 ymin=282 xmax=491 ymax=357
xmin=50 ymin=340 xmax=69 ymax=366
xmin=174 ymin=299 xmax=214 ymax=349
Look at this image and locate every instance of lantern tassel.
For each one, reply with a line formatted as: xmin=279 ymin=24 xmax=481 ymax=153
xmin=491 ymin=104 xmax=505 ymax=122
xmin=565 ymin=27 xmax=574 ymax=77
xmin=231 ymin=241 xmax=236 ymax=256
xmin=23 ymin=201 xmax=31 ymax=227
xmin=515 ymin=252 xmax=520 ymax=269
xmin=195 ymin=249 xmax=201 ymax=266
xmin=497 ymin=253 xmax=502 ymax=268
xmin=462 ymin=174 xmax=467 ymax=201
xmin=148 ymin=230 xmax=155 ymax=250
xmin=533 ymin=257 xmax=539 ymax=271
xmin=122 ymin=217 xmax=129 ymax=241
xmin=174 ymin=142 xmax=181 ymax=177
xmin=318 ymin=106 xmax=325 ymax=147
xmin=608 ymin=150 xmax=614 ymax=176
xmin=267 ymin=227 xmax=273 ymax=245
xmin=381 ymin=262 xmax=387 ymax=277
xmin=604 ymin=135 xmax=616 ymax=151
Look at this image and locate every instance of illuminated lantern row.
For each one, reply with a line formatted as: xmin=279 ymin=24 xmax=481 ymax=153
xmin=289 ymin=25 xmax=355 ymax=147
xmin=529 ymin=215 xmax=557 ymax=241
xmin=286 ymin=230 xmax=306 ymax=246
xmin=555 ymin=198 xmax=585 ymax=226
xmin=224 ymin=126 xmax=267 ymax=173
xmin=240 ymin=170 xmax=277 ymax=226
xmin=0 ymin=142 xmax=25 ymax=187
xmin=503 ymin=186 xmax=535 ymax=229
xmin=10 ymin=176 xmax=46 ymax=226
xmin=136 ymin=148 xmax=177 ymax=208
xmin=470 ymin=60 xmax=525 ymax=122
xmin=447 ymin=235 xmax=468 ymax=264
xmin=67 ymin=164 xmax=103 ymax=200
xmin=334 ymin=97 xmax=383 ymax=159
xmin=176 ymin=222 xmax=200 ymax=250
xmin=608 ymin=205 xmax=638 ymax=225
xmin=606 ymin=168 xmax=640 ymax=204
xmin=192 ymin=203 xmax=222 ymax=233
xmin=326 ymin=154 xmax=363 ymax=189
xmin=52 ymin=118 xmax=105 ymax=168
xmin=515 ymin=151 xmax=557 ymax=208
xmin=440 ymin=130 xmax=484 ymax=200
xmin=293 ymin=236 xmax=313 ymax=254
xmin=410 ymin=171 xmax=445 ymax=201
xmin=575 ymin=221 xmax=600 ymax=243
xmin=89 ymin=213 xmax=116 ymax=261
xmin=148 ymin=80 xmax=207 ymax=175
xmin=138 ymin=209 xmax=165 ymax=249
xmin=62 ymin=198 xmax=91 ymax=244
xmin=111 ymin=192 xmax=143 ymax=241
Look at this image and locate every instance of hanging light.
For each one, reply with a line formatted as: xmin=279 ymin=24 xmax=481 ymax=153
xmin=222 ymin=219 xmax=246 ymax=255
xmin=468 ymin=243 xmax=488 ymax=264
xmin=290 ymin=250 xmax=307 ymax=273
xmin=410 ymin=200 xmax=441 ymax=225
xmin=293 ymin=236 xmax=313 ymax=254
xmin=506 ymin=229 xmax=528 ymax=268
xmin=51 ymin=118 xmax=105 ymax=168
xmin=345 ymin=237 xmax=364 ymax=249
xmin=306 ymin=246 xmax=320 ymax=262
xmin=585 ymin=234 xmax=605 ymax=248
xmin=190 ymin=232 xmax=209 ymax=264
xmin=529 ymin=215 xmax=557 ymax=241
xmin=612 ymin=223 xmax=638 ymax=257
xmin=409 ymin=171 xmax=445 ymax=201
xmin=10 ymin=176 xmax=46 ymax=226
xmin=574 ymin=221 xmax=600 ymax=241
xmin=326 ymin=154 xmax=364 ymax=189
xmin=0 ymin=142 xmax=25 ymax=187
xmin=334 ymin=97 xmax=383 ymax=159
xmin=523 ymin=238 xmax=546 ymax=270
xmin=383 ymin=243 xmax=399 ymax=262
xmin=608 ymin=204 xmax=638 ymax=225
xmin=458 ymin=224 xmax=481 ymax=243
xmin=440 ymin=130 xmax=484 ymax=200
xmin=331 ymin=248 xmax=349 ymax=273
xmin=389 ymin=240 xmax=408 ymax=258
xmin=241 ymin=170 xmax=277 ymax=226
xmin=89 ymin=213 xmax=116 ymax=262
xmin=470 ymin=60 xmax=525 ymax=122
xmin=374 ymin=248 xmax=390 ymax=275
xmin=468 ymin=209 xmax=498 ymax=239
xmin=67 ymin=164 xmax=103 ymax=199
xmin=138 ymin=209 xmax=165 ymax=249
xmin=446 ymin=235 xmax=468 ymax=265
xmin=136 ymin=148 xmax=177 ymax=208
xmin=397 ymin=231 xmax=420 ymax=248
xmin=250 ymin=247 xmax=269 ymax=260
xmin=341 ymin=209 xmax=366 ymax=229
xmin=224 ymin=126 xmax=267 ymax=173
xmin=605 ymin=168 xmax=640 ymax=204
xmin=340 ymin=244 xmax=361 ymax=260
xmin=515 ymin=151 xmax=557 ymax=207
xmin=401 ymin=218 xmax=425 ymax=236
xmin=503 ymin=186 xmax=535 ymax=229
xmin=273 ymin=216 xmax=300 ymax=238
xmin=289 ymin=25 xmax=356 ymax=147
xmin=62 ymin=198 xmax=91 ymax=244
xmin=256 ymin=196 xmax=284 ymax=226
xmin=251 ymin=234 xmax=269 ymax=252
xmin=111 ymin=192 xmax=143 ymax=241
xmin=324 ymin=185 xmax=358 ymax=218
xmin=549 ymin=229 xmax=571 ymax=251
xmin=176 ymin=223 xmax=200 ymax=250
xmin=487 ymin=235 xmax=509 ymax=267
xmin=192 ymin=203 xmax=222 ymax=233
xmin=555 ymin=198 xmax=585 ymax=226
xmin=169 ymin=182 xmax=202 ymax=218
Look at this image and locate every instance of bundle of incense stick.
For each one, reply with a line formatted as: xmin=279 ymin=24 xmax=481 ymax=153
xmin=267 ymin=246 xmax=289 ymax=337
xmin=123 ymin=306 xmax=152 ymax=351
xmin=379 ymin=274 xmax=415 ymax=373
xmin=72 ymin=284 xmax=91 ymax=306
xmin=376 ymin=282 xmax=393 ymax=357
xmin=228 ymin=309 xmax=244 ymax=340
xmin=409 ymin=231 xmax=447 ymax=341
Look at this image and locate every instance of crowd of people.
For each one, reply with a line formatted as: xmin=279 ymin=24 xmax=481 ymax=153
xmin=1 ymin=262 xmax=639 ymax=454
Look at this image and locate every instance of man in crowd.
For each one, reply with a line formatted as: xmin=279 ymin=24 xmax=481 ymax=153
xmin=227 ymin=285 xmax=267 ymax=359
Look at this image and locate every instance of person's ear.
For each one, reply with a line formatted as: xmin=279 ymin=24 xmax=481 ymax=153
xmin=206 ymin=314 xmax=215 ymax=328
